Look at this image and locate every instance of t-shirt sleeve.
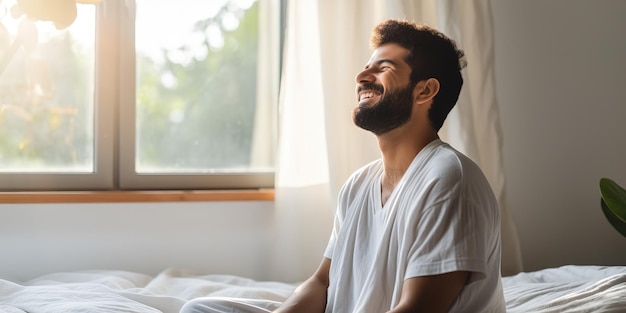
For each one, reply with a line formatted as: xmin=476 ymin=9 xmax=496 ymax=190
xmin=403 ymin=194 xmax=490 ymax=283
xmin=323 ymin=229 xmax=336 ymax=259
xmin=323 ymin=181 xmax=350 ymax=260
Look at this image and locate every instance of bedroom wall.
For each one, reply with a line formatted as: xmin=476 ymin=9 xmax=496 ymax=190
xmin=0 ymin=197 xmax=331 ymax=283
xmin=492 ymin=0 xmax=626 ymax=271
xmin=2 ymin=0 xmax=626 ymax=282
xmin=0 ymin=201 xmax=278 ymax=282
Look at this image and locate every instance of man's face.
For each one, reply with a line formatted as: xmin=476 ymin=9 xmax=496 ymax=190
xmin=353 ymin=43 xmax=415 ymax=135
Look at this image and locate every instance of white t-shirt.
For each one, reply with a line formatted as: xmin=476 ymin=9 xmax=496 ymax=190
xmin=323 ymin=139 xmax=505 ymax=313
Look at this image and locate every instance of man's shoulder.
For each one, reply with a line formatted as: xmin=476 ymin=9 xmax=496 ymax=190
xmin=423 ymin=142 xmax=484 ymax=179
xmin=407 ymin=142 xmax=492 ymax=197
xmin=413 ymin=143 xmax=464 ymax=181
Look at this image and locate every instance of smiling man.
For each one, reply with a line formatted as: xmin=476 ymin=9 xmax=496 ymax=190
xmin=180 ymin=19 xmax=505 ymax=313
xmin=274 ymin=19 xmax=505 ymax=313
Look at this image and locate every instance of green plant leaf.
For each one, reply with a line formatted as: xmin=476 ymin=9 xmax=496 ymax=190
xmin=600 ymin=178 xmax=626 ymax=223
xmin=601 ymin=198 xmax=626 ymax=238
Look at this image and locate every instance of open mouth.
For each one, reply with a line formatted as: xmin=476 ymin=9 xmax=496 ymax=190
xmin=358 ymin=90 xmax=380 ymax=102
xmin=357 ymin=84 xmax=384 ymax=103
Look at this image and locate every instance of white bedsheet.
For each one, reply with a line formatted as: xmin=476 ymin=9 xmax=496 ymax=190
xmin=1 ymin=265 xmax=625 ymax=313
xmin=0 ymin=269 xmax=295 ymax=313
xmin=503 ymin=265 xmax=626 ymax=312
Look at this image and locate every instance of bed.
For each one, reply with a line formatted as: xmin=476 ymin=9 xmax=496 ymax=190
xmin=1 ymin=265 xmax=625 ymax=312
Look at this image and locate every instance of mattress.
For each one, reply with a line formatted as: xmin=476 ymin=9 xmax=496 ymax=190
xmin=1 ymin=265 xmax=625 ymax=312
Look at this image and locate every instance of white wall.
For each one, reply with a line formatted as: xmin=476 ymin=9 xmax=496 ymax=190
xmin=0 ymin=185 xmax=334 ymax=284
xmin=0 ymin=196 xmax=332 ymax=283
xmin=0 ymin=201 xmax=278 ymax=282
xmin=2 ymin=0 xmax=626 ymax=282
xmin=492 ymin=0 xmax=626 ymax=271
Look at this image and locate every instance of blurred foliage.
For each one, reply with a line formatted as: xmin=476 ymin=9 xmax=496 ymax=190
xmin=0 ymin=18 xmax=92 ymax=170
xmin=0 ymin=0 xmax=261 ymax=172
xmin=136 ymin=1 xmax=260 ymax=171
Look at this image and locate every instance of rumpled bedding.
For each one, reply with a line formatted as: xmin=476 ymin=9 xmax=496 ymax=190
xmin=503 ymin=265 xmax=626 ymax=312
xmin=0 ymin=269 xmax=295 ymax=313
xmin=1 ymin=265 xmax=625 ymax=313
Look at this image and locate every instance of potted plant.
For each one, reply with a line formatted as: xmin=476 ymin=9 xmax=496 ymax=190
xmin=600 ymin=178 xmax=626 ymax=238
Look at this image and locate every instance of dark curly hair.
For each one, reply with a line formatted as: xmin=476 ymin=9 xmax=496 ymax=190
xmin=370 ymin=19 xmax=466 ymax=131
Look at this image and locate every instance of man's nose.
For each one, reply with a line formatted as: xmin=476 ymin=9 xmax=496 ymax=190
xmin=355 ymin=68 xmax=374 ymax=84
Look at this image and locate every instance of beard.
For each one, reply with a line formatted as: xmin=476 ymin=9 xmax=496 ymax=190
xmin=352 ymin=83 xmax=415 ymax=135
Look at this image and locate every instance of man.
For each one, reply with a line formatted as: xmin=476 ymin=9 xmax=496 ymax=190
xmin=273 ymin=19 xmax=504 ymax=313
xmin=181 ymin=19 xmax=505 ymax=313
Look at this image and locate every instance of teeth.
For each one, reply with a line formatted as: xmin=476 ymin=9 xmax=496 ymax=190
xmin=359 ymin=92 xmax=376 ymax=101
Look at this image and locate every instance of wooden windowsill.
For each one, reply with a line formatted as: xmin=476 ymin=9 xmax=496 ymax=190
xmin=0 ymin=189 xmax=275 ymax=204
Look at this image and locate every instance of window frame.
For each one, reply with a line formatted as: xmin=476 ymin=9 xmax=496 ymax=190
xmin=0 ymin=0 xmax=279 ymax=191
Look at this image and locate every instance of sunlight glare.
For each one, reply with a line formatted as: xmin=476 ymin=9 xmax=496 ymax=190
xmin=221 ymin=11 xmax=239 ymax=31
xmin=0 ymin=0 xmax=94 ymax=48
xmin=205 ymin=23 xmax=224 ymax=50
xmin=135 ymin=0 xmax=230 ymax=63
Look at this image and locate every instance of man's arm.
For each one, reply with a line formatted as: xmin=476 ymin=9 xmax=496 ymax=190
xmin=273 ymin=258 xmax=331 ymax=313
xmin=387 ymin=270 xmax=469 ymax=313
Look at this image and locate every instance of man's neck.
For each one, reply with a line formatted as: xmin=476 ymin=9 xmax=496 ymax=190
xmin=378 ymin=130 xmax=439 ymax=178
xmin=377 ymin=127 xmax=438 ymax=205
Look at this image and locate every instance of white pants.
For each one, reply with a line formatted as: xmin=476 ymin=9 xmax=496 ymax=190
xmin=180 ymin=297 xmax=282 ymax=313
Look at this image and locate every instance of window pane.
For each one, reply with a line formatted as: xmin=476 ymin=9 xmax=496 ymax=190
xmin=135 ymin=0 xmax=272 ymax=174
xmin=0 ymin=1 xmax=95 ymax=173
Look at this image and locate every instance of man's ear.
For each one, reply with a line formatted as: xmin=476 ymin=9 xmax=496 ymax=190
xmin=414 ymin=78 xmax=440 ymax=105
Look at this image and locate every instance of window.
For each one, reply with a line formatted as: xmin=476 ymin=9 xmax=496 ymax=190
xmin=0 ymin=0 xmax=280 ymax=191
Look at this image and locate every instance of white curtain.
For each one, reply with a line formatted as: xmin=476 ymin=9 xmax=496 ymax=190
xmin=271 ymin=0 xmax=522 ymax=282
